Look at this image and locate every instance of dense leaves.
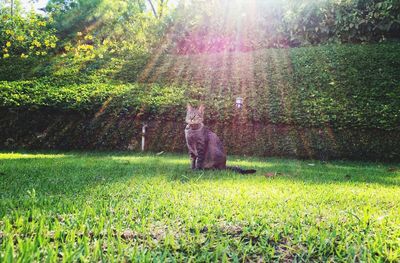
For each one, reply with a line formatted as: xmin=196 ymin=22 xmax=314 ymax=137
xmin=0 ymin=80 xmax=185 ymax=112
xmin=290 ymin=43 xmax=400 ymax=129
xmin=143 ymin=42 xmax=400 ymax=130
xmin=0 ymin=0 xmax=399 ymax=159
xmin=0 ymin=8 xmax=58 ymax=59
xmin=1 ymin=43 xmax=399 ymax=131
xmin=168 ymin=0 xmax=400 ymax=54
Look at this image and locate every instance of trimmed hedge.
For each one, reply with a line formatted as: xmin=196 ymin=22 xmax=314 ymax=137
xmin=290 ymin=44 xmax=400 ymax=130
xmin=142 ymin=42 xmax=400 ymax=130
xmin=1 ymin=43 xmax=400 ymax=130
xmin=1 ymin=43 xmax=399 ymax=160
xmin=0 ymin=80 xmax=186 ymax=113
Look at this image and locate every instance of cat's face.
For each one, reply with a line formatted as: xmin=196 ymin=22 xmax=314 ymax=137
xmin=186 ymin=104 xmax=204 ymax=124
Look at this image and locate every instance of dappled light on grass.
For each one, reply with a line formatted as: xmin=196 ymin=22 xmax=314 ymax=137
xmin=0 ymin=152 xmax=72 ymax=159
xmin=112 ymin=155 xmax=186 ymax=165
xmin=111 ymin=155 xmax=275 ymax=169
xmin=0 ymin=151 xmax=399 ymax=261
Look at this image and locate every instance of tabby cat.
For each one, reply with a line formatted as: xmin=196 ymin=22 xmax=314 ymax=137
xmin=185 ymin=104 xmax=256 ymax=174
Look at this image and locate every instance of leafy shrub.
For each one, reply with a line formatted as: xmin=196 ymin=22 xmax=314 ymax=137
xmin=1 ymin=43 xmax=399 ymax=160
xmin=146 ymin=42 xmax=400 ymax=130
xmin=0 ymin=80 xmax=186 ymax=113
xmin=169 ymin=0 xmax=400 ymax=54
xmin=1 ymin=43 xmax=399 ymax=130
xmin=0 ymin=9 xmax=58 ymax=59
xmin=290 ymin=43 xmax=400 ymax=130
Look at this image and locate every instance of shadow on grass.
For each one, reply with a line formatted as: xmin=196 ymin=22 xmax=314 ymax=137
xmin=258 ymin=160 xmax=400 ymax=187
xmin=0 ymin=151 xmax=399 ymax=220
xmin=0 ymin=151 xmax=399 ymax=200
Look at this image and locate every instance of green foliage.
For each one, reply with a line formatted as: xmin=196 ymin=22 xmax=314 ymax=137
xmin=0 ymin=0 xmax=172 ymax=81
xmin=0 ymin=1 xmax=399 ymax=160
xmin=282 ymin=0 xmax=400 ymax=45
xmin=46 ymin=0 xmax=105 ymax=37
xmin=145 ymin=42 xmax=400 ymax=130
xmin=168 ymin=0 xmax=400 ymax=53
xmin=47 ymin=0 xmax=169 ymax=56
xmin=290 ymin=43 xmax=400 ymax=129
xmin=0 ymin=7 xmax=58 ymax=59
xmin=0 ymin=80 xmax=186 ymax=112
xmin=0 ymin=56 xmax=51 ymax=80
xmin=0 ymin=0 xmax=169 ymax=83
xmin=0 ymin=80 xmax=124 ymax=109
xmin=0 ymin=151 xmax=399 ymax=261
xmin=1 ymin=43 xmax=399 ymax=131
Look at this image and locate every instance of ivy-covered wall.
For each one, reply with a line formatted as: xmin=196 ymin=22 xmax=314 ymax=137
xmin=141 ymin=43 xmax=400 ymax=130
xmin=1 ymin=108 xmax=399 ymax=161
xmin=1 ymin=43 xmax=399 ymax=160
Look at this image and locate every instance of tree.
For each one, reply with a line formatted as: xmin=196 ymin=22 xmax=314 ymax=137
xmin=0 ymin=2 xmax=58 ymax=59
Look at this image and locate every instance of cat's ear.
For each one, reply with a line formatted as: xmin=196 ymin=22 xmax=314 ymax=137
xmin=198 ymin=104 xmax=205 ymax=114
xmin=187 ymin=104 xmax=193 ymax=111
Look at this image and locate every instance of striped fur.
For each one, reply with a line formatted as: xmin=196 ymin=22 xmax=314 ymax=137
xmin=185 ymin=104 xmax=256 ymax=174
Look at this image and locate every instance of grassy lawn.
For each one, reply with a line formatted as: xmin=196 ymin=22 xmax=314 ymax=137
xmin=0 ymin=151 xmax=399 ymax=262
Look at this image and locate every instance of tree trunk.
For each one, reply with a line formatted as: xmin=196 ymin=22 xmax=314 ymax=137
xmin=11 ymin=0 xmax=14 ymax=17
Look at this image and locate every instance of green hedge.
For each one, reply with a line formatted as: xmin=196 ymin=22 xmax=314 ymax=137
xmin=0 ymin=80 xmax=186 ymax=113
xmin=146 ymin=42 xmax=400 ymax=130
xmin=1 ymin=43 xmax=399 ymax=130
xmin=0 ymin=80 xmax=128 ymax=110
xmin=290 ymin=43 xmax=400 ymax=130
xmin=1 ymin=43 xmax=400 ymax=160
xmin=1 ymin=108 xmax=399 ymax=161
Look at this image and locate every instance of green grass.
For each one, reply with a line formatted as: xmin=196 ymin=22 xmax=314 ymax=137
xmin=0 ymin=151 xmax=399 ymax=262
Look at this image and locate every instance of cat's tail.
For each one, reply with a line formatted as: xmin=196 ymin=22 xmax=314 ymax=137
xmin=226 ymin=166 xmax=256 ymax=174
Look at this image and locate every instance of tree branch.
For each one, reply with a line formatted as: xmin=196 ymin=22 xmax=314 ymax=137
xmin=147 ymin=0 xmax=158 ymax=19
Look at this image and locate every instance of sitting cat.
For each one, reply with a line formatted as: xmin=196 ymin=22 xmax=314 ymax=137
xmin=185 ymin=104 xmax=256 ymax=174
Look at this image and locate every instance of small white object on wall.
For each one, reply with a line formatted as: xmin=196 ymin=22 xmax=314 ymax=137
xmin=235 ymin=97 xmax=243 ymax=109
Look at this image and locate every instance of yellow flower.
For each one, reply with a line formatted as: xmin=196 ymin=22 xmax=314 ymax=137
xmin=16 ymin=36 xmax=25 ymax=41
xmin=6 ymin=41 xmax=11 ymax=47
xmin=50 ymin=43 xmax=56 ymax=48
xmin=3 ymin=53 xmax=10 ymax=58
xmin=77 ymin=32 xmax=83 ymax=36
xmin=21 ymin=53 xmax=28 ymax=59
xmin=78 ymin=44 xmax=93 ymax=51
xmin=84 ymin=35 xmax=93 ymax=40
xmin=32 ymin=40 xmax=41 ymax=48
